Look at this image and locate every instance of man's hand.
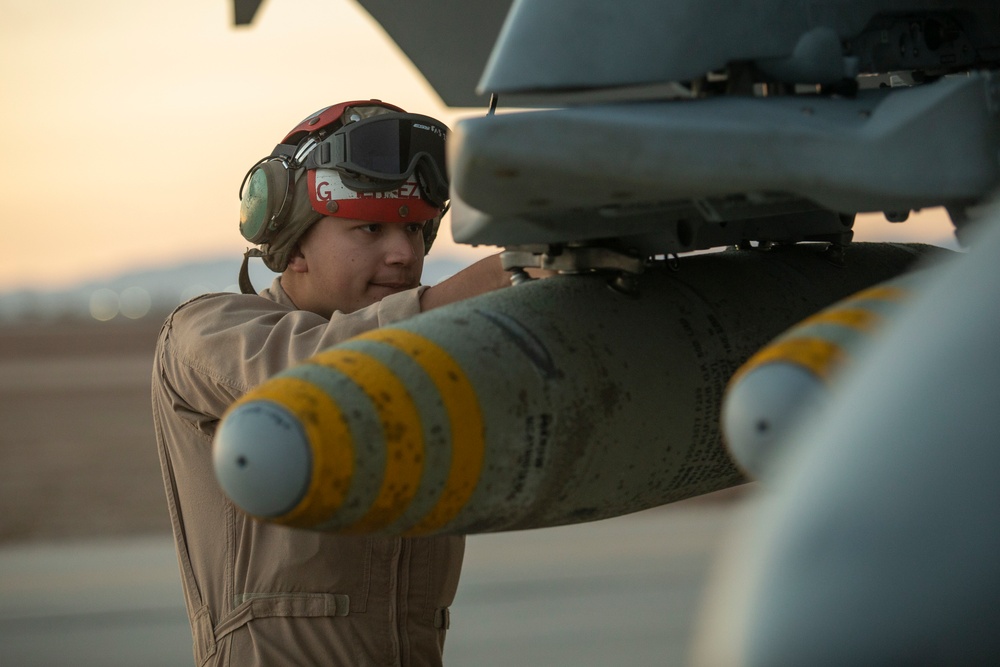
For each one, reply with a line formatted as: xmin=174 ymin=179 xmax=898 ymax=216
xmin=419 ymin=254 xmax=514 ymax=311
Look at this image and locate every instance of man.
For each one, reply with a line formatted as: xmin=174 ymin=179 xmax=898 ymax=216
xmin=152 ymin=100 xmax=512 ymax=666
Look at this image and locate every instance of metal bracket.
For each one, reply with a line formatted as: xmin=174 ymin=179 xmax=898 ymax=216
xmin=501 ymin=245 xmax=647 ymax=294
xmin=501 ymin=245 xmax=646 ymax=274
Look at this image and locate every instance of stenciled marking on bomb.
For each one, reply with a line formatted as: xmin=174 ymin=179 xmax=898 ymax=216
xmin=670 ymin=308 xmax=743 ymax=492
xmin=474 ymin=308 xmax=560 ymax=506
xmin=506 ymin=412 xmax=554 ymax=504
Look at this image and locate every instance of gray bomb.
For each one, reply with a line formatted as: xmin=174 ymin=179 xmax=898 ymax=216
xmin=213 ymin=243 xmax=938 ymax=536
xmin=721 ymin=269 xmax=926 ymax=479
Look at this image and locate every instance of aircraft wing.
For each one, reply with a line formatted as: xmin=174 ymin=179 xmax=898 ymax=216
xmin=232 ymin=0 xmax=513 ymax=107
xmin=233 ymin=0 xmax=266 ymax=26
xmin=354 ymin=0 xmax=513 ymax=107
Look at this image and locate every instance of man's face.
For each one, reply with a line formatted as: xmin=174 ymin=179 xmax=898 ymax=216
xmin=292 ymin=216 xmax=426 ymax=316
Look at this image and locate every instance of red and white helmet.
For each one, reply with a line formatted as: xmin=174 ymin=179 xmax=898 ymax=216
xmin=237 ymin=100 xmax=449 ymax=290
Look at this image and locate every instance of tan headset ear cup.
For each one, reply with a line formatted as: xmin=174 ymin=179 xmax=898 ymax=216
xmin=239 ymin=160 xmax=292 ymax=244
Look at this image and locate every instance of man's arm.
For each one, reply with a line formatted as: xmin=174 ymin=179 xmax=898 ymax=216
xmin=419 ymin=253 xmax=512 ymax=311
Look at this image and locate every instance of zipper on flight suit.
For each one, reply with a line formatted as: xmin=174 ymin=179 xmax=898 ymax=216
xmin=388 ymin=538 xmax=412 ymax=666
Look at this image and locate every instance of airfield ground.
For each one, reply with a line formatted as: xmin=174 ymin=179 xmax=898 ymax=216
xmin=0 ymin=315 xmax=170 ymax=543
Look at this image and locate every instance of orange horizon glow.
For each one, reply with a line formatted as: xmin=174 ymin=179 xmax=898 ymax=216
xmin=1 ymin=0 xmax=495 ymax=293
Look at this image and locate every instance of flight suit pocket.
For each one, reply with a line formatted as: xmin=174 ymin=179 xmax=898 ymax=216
xmin=212 ymin=593 xmax=356 ymax=666
xmin=216 ymin=592 xmax=352 ymax=640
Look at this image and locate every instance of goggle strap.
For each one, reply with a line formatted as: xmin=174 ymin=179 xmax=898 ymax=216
xmin=304 ymin=141 xmax=329 ymax=170
xmin=302 ymin=137 xmax=345 ymax=171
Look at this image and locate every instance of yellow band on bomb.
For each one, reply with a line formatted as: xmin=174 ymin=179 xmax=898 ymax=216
xmin=845 ymin=284 xmax=908 ymax=304
xmin=730 ymin=282 xmax=911 ymax=388
xmin=799 ymin=307 xmax=882 ymax=331
xmin=311 ymin=348 xmax=424 ymax=534
xmin=236 ymin=376 xmax=355 ymax=528
xmin=737 ymin=337 xmax=845 ymax=384
xmin=359 ymin=328 xmax=486 ymax=535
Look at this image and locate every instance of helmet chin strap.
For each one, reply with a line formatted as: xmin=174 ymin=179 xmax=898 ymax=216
xmin=239 ymin=248 xmax=266 ymax=295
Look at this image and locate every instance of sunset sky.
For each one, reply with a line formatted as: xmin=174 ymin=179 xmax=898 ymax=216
xmin=1 ymin=0 xmax=958 ymax=293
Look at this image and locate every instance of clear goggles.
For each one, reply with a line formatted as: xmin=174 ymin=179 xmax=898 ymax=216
xmin=297 ymin=113 xmax=450 ymax=208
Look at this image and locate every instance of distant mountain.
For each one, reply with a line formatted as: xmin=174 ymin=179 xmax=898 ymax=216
xmin=0 ymin=255 xmax=471 ymax=323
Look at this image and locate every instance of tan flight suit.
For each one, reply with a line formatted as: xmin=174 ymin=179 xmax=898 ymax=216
xmin=152 ymin=278 xmax=464 ymax=666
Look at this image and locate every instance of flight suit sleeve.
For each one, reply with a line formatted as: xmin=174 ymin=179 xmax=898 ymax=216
xmin=157 ymin=286 xmax=428 ymax=426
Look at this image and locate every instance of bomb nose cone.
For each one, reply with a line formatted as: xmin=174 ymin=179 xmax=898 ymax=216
xmin=213 ymin=401 xmax=312 ymax=518
xmin=722 ymin=363 xmax=825 ymax=479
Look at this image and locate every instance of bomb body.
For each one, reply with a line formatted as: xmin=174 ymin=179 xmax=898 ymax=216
xmin=215 ymin=243 xmax=939 ymax=535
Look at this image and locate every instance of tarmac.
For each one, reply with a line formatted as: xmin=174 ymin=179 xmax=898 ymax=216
xmin=0 ymin=500 xmax=743 ymax=667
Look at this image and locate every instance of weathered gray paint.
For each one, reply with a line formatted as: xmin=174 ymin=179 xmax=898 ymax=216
xmin=482 ymin=0 xmax=1000 ymax=93
xmin=450 ymin=73 xmax=999 ymax=250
